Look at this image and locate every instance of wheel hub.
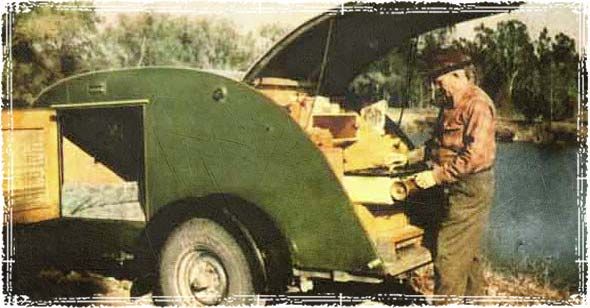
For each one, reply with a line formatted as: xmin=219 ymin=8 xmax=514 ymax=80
xmin=178 ymin=251 xmax=228 ymax=305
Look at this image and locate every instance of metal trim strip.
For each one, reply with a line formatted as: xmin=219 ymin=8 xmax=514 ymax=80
xmin=51 ymin=99 xmax=149 ymax=109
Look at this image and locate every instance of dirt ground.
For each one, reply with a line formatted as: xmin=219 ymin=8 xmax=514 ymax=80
xmin=5 ymin=264 xmax=581 ymax=306
xmin=4 ymin=220 xmax=582 ymax=306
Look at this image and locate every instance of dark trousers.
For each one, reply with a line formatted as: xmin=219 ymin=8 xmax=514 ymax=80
xmin=433 ymin=170 xmax=495 ymax=297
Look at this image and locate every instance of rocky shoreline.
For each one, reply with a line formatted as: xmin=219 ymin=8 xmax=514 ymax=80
xmin=392 ymin=108 xmax=584 ymax=144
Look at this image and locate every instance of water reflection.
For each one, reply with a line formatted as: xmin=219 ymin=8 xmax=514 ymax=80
xmin=485 ymin=142 xmax=580 ymax=286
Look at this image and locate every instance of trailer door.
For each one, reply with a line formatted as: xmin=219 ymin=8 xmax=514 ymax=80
xmin=2 ymin=109 xmax=60 ymax=224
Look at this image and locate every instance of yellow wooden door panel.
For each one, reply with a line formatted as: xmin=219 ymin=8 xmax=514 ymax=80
xmin=2 ymin=109 xmax=60 ymax=224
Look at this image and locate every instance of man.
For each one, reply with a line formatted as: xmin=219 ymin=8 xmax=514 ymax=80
xmin=409 ymin=48 xmax=497 ymax=299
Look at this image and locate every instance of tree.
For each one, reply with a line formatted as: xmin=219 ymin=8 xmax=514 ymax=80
xmin=419 ymin=28 xmax=452 ymax=67
xmin=4 ymin=3 xmax=102 ymax=105
xmin=100 ymin=14 xmax=261 ymax=71
xmin=535 ymin=28 xmax=553 ymax=120
xmin=550 ymin=33 xmax=578 ymax=120
xmin=349 ymin=71 xmax=397 ymax=104
xmin=253 ymin=23 xmax=288 ymax=56
xmin=493 ymin=21 xmax=537 ymax=117
xmin=456 ymin=21 xmax=578 ymax=121
xmin=456 ymin=21 xmax=563 ymax=121
xmin=455 ymin=23 xmax=504 ymax=102
xmin=349 ymin=35 xmax=435 ymax=109
xmin=521 ymin=29 xmax=578 ymax=121
xmin=4 ymin=5 xmax=292 ymax=105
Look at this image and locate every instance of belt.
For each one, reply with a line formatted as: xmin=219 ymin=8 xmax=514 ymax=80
xmin=430 ymin=149 xmax=494 ymax=176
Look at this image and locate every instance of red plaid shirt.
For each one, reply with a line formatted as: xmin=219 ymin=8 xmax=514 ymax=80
xmin=430 ymin=84 xmax=496 ymax=184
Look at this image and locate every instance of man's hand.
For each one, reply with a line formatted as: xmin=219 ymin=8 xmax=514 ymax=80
xmin=414 ymin=170 xmax=437 ymax=189
xmin=406 ymin=147 xmax=425 ymax=165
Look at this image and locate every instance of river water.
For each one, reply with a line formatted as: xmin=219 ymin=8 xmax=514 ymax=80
xmin=484 ymin=142 xmax=583 ymax=287
xmin=406 ymin=129 xmax=584 ymax=287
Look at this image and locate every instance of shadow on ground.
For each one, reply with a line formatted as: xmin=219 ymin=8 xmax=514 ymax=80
xmin=4 ymin=219 xmax=142 ymax=306
xmin=4 ymin=219 xmax=427 ymax=306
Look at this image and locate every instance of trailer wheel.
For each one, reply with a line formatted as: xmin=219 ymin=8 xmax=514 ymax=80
xmin=155 ymin=217 xmax=257 ymax=306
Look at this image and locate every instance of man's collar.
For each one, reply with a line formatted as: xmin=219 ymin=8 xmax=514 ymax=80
xmin=449 ymin=84 xmax=475 ymax=108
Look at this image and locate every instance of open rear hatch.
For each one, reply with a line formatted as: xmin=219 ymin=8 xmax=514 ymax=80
xmin=245 ymin=2 xmax=518 ymax=277
xmin=244 ymin=2 xmax=517 ymax=97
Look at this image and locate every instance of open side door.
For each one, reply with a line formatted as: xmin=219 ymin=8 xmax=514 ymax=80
xmin=2 ymin=109 xmax=60 ymax=224
xmin=57 ymin=105 xmax=147 ymax=222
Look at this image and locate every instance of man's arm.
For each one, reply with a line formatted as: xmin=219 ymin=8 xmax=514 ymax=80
xmin=432 ymin=99 xmax=496 ymax=184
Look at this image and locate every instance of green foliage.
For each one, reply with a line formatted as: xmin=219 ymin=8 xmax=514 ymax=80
xmin=455 ymin=21 xmax=537 ymax=115
xmin=348 ymin=71 xmax=396 ymax=103
xmin=496 ymin=21 xmax=537 ymax=117
xmin=550 ymin=33 xmax=578 ymax=120
xmin=3 ymin=4 xmax=579 ymax=120
xmin=350 ymin=19 xmax=579 ymax=122
xmin=455 ymin=22 xmax=578 ymax=121
xmin=3 ymin=4 xmax=288 ymax=105
xmin=349 ymin=28 xmax=453 ymax=108
xmin=102 ymin=14 xmax=256 ymax=70
xmin=4 ymin=3 xmax=102 ymax=105
xmin=349 ymin=38 xmax=425 ymax=107
xmin=254 ymin=22 xmax=288 ymax=54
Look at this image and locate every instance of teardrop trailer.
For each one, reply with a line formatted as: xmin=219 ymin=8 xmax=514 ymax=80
xmin=2 ymin=2 xmax=517 ymax=305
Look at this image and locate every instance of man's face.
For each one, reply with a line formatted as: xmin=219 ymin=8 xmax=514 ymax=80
xmin=433 ymin=70 xmax=462 ymax=98
xmin=426 ymin=71 xmax=452 ymax=107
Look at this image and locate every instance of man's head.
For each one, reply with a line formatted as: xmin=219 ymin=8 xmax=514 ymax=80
xmin=433 ymin=69 xmax=471 ymax=98
xmin=427 ymin=48 xmax=474 ymax=99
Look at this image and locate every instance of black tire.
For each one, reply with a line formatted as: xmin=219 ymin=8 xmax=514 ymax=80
xmin=155 ymin=217 xmax=258 ymax=306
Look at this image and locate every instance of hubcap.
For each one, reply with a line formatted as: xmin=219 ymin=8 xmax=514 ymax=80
xmin=177 ymin=250 xmax=228 ymax=305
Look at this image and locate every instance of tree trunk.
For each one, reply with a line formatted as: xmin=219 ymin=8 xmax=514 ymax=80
xmin=136 ymin=36 xmax=147 ymax=67
xmin=507 ymin=69 xmax=520 ymax=114
xmin=549 ymin=67 xmax=553 ymax=128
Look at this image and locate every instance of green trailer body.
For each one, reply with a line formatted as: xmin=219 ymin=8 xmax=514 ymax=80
xmin=35 ymin=67 xmax=380 ymax=273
